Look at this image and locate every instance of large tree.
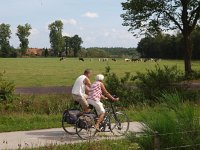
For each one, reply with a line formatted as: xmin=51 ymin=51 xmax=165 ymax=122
xmin=16 ymin=23 xmax=32 ymax=55
xmin=0 ymin=23 xmax=11 ymax=57
xmin=63 ymin=36 xmax=71 ymax=56
xmin=70 ymin=35 xmax=83 ymax=57
xmin=48 ymin=20 xmax=64 ymax=56
xmin=121 ymin=0 xmax=200 ymax=75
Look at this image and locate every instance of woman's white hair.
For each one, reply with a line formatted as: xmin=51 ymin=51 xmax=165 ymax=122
xmin=96 ymin=74 xmax=104 ymax=81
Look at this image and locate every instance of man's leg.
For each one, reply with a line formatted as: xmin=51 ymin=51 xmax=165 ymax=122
xmin=79 ymin=96 xmax=90 ymax=112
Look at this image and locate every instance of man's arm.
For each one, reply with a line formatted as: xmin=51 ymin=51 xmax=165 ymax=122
xmin=84 ymin=78 xmax=91 ymax=87
xmin=84 ymin=78 xmax=91 ymax=95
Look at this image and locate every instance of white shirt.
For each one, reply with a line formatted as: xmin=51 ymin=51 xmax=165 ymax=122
xmin=72 ymin=75 xmax=87 ymax=97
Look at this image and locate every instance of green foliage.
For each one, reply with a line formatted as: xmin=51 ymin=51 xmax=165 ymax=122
xmin=0 ymin=73 xmax=15 ymax=102
xmin=29 ymin=140 xmax=139 ymax=150
xmin=70 ymin=35 xmax=83 ymax=57
xmin=127 ymin=92 xmax=200 ymax=150
xmin=0 ymin=94 xmax=72 ymax=114
xmin=104 ymin=66 xmax=145 ymax=107
xmin=137 ymin=34 xmax=182 ymax=59
xmin=16 ymin=23 xmax=32 ymax=55
xmin=137 ymin=29 xmax=200 ymax=59
xmin=48 ymin=20 xmax=64 ymax=56
xmin=121 ymin=0 xmax=200 ymax=36
xmin=86 ymin=47 xmax=137 ymax=58
xmin=86 ymin=48 xmax=108 ymax=58
xmin=132 ymin=65 xmax=183 ymax=101
xmin=0 ymin=23 xmax=11 ymax=57
xmin=121 ymin=0 xmax=200 ymax=75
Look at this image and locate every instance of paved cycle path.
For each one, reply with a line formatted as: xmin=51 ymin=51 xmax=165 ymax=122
xmin=0 ymin=122 xmax=144 ymax=150
xmin=15 ymin=82 xmax=200 ymax=95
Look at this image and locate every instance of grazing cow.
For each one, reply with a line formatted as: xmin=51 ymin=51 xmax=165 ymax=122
xmin=79 ymin=57 xmax=84 ymax=61
xmin=154 ymin=58 xmax=161 ymax=62
xmin=144 ymin=58 xmax=150 ymax=62
xmin=112 ymin=58 xmax=117 ymax=62
xmin=125 ymin=58 xmax=131 ymax=62
xmin=60 ymin=57 xmax=65 ymax=61
xmin=103 ymin=58 xmax=109 ymax=62
xmin=131 ymin=58 xmax=139 ymax=62
xmin=150 ymin=58 xmax=155 ymax=61
xmin=98 ymin=58 xmax=101 ymax=62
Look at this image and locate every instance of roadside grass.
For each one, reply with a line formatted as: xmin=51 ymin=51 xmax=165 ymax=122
xmin=0 ymin=58 xmax=200 ymax=87
xmin=27 ymin=139 xmax=139 ymax=150
xmin=0 ymin=114 xmax=61 ymax=132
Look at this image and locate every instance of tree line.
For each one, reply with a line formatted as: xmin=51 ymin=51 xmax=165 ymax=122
xmin=137 ymin=27 xmax=200 ymax=59
xmin=0 ymin=23 xmax=31 ymax=57
xmin=0 ymin=20 xmax=83 ymax=58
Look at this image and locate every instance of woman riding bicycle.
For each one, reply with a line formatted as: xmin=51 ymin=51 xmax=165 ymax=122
xmin=87 ymin=74 xmax=119 ymax=131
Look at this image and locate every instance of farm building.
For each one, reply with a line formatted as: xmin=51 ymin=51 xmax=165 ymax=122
xmin=26 ymin=48 xmax=43 ymax=56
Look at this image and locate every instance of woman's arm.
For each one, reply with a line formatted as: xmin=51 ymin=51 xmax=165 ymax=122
xmin=100 ymin=82 xmax=117 ymax=101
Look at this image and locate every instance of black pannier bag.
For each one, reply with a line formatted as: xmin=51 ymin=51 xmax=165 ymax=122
xmin=77 ymin=113 xmax=96 ymax=129
xmin=63 ymin=109 xmax=81 ymax=124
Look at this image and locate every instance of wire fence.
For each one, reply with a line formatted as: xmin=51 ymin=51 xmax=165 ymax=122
xmin=133 ymin=130 xmax=200 ymax=150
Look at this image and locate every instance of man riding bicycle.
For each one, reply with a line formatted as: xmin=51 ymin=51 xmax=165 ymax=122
xmin=72 ymin=69 xmax=92 ymax=112
xmin=87 ymin=74 xmax=119 ymax=131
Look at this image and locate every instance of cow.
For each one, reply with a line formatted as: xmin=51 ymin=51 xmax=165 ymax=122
xmin=131 ymin=58 xmax=139 ymax=62
xmin=154 ymin=58 xmax=161 ymax=62
xmin=125 ymin=58 xmax=131 ymax=62
xmin=112 ymin=58 xmax=117 ymax=62
xmin=102 ymin=58 xmax=109 ymax=62
xmin=60 ymin=57 xmax=65 ymax=61
xmin=79 ymin=57 xmax=84 ymax=61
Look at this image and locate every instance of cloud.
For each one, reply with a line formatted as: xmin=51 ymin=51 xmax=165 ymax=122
xmin=82 ymin=12 xmax=99 ymax=18
xmin=62 ymin=32 xmax=71 ymax=37
xmin=30 ymin=28 xmax=39 ymax=35
xmin=62 ymin=19 xmax=77 ymax=25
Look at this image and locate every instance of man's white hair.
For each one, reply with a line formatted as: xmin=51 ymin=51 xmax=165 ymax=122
xmin=96 ymin=74 xmax=104 ymax=81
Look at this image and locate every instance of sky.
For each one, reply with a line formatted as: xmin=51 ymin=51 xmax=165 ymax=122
xmin=0 ymin=0 xmax=140 ymax=48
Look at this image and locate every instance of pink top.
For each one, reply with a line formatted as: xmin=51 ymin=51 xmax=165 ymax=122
xmin=88 ymin=81 xmax=102 ymax=101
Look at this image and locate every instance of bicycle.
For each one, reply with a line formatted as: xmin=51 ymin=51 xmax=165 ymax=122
xmin=62 ymin=101 xmax=97 ymax=135
xmin=62 ymin=101 xmax=82 ymax=135
xmin=75 ymin=98 xmax=130 ymax=140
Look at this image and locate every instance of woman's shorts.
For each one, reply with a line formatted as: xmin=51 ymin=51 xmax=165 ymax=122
xmin=87 ymin=99 xmax=105 ymax=115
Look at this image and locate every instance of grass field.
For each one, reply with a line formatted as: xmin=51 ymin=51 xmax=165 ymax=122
xmin=0 ymin=58 xmax=200 ymax=87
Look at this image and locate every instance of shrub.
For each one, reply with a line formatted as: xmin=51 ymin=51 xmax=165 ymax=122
xmin=127 ymin=92 xmax=200 ymax=150
xmin=132 ymin=65 xmax=184 ymax=102
xmin=0 ymin=72 xmax=15 ymax=102
xmin=104 ymin=66 xmax=146 ymax=107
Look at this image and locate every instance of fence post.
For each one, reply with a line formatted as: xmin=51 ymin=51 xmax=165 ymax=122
xmin=154 ymin=131 xmax=160 ymax=150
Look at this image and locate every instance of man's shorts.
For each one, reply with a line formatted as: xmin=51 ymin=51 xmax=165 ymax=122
xmin=72 ymin=94 xmax=89 ymax=109
xmin=87 ymin=99 xmax=105 ymax=115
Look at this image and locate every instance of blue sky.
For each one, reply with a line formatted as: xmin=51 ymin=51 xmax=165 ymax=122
xmin=0 ymin=0 xmax=140 ymax=48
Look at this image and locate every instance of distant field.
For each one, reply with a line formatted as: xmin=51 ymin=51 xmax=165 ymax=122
xmin=0 ymin=58 xmax=200 ymax=87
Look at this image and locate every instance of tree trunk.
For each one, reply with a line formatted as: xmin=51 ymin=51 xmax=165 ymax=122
xmin=183 ymin=34 xmax=192 ymax=76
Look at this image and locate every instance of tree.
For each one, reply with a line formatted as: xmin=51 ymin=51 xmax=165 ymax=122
xmin=70 ymin=35 xmax=83 ymax=57
xmin=63 ymin=36 xmax=71 ymax=56
xmin=48 ymin=20 xmax=64 ymax=56
xmin=121 ymin=0 xmax=200 ymax=75
xmin=16 ymin=23 xmax=32 ymax=56
xmin=0 ymin=23 xmax=11 ymax=57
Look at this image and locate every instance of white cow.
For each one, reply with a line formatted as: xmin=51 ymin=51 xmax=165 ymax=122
xmin=125 ymin=58 xmax=131 ymax=62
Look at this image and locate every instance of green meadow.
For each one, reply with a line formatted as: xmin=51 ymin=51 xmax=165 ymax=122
xmin=0 ymin=58 xmax=200 ymax=87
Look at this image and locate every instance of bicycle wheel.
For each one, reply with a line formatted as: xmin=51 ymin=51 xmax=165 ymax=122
xmin=75 ymin=116 xmax=96 ymax=140
xmin=62 ymin=111 xmax=77 ymax=135
xmin=110 ymin=111 xmax=129 ymax=136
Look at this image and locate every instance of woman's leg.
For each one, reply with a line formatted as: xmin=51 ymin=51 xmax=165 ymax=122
xmin=94 ymin=101 xmax=106 ymax=131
